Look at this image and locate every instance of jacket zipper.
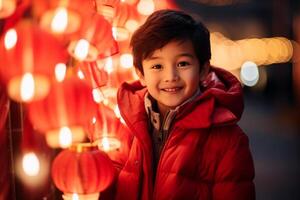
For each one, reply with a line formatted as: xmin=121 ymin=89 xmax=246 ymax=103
xmin=153 ymin=111 xmax=177 ymax=198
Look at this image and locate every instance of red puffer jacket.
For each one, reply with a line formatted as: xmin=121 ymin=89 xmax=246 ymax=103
xmin=103 ymin=66 xmax=255 ymax=200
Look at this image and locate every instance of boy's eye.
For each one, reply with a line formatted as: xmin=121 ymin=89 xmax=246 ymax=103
xmin=151 ymin=64 xmax=162 ymax=69
xmin=177 ymin=61 xmax=190 ymax=67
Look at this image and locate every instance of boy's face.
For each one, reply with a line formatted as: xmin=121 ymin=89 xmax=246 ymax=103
xmin=137 ymin=40 xmax=201 ymax=114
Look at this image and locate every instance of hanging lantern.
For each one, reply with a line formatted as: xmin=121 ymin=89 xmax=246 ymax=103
xmin=94 ymin=0 xmax=120 ymax=21
xmin=15 ymin=115 xmax=52 ymax=189
xmin=39 ymin=0 xmax=95 ymax=34
xmin=87 ymin=103 xmax=121 ymax=152
xmin=0 ymin=20 xmax=68 ymax=102
xmin=52 ymin=143 xmax=115 ymax=200
xmin=75 ymin=61 xmax=109 ymax=103
xmin=0 ymin=0 xmax=17 ymax=19
xmin=68 ymin=14 xmax=118 ymax=62
xmin=112 ymin=2 xmax=140 ymax=41
xmin=75 ymin=61 xmax=108 ymax=89
xmin=28 ymin=77 xmax=97 ymax=148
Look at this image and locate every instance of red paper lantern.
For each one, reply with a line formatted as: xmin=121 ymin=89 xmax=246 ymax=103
xmin=113 ymin=2 xmax=140 ymax=41
xmin=28 ymin=77 xmax=97 ymax=148
xmin=87 ymin=103 xmax=122 ymax=151
xmin=0 ymin=19 xmax=68 ymax=102
xmin=39 ymin=0 xmax=95 ymax=34
xmin=17 ymin=115 xmax=52 ymax=188
xmin=94 ymin=0 xmax=120 ymax=21
xmin=76 ymin=61 xmax=108 ymax=89
xmin=68 ymin=14 xmax=118 ymax=61
xmin=52 ymin=143 xmax=115 ymax=199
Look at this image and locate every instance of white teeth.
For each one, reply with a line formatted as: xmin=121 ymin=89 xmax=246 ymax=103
xmin=163 ymin=88 xmax=180 ymax=92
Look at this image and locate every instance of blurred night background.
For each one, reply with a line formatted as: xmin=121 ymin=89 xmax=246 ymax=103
xmin=174 ymin=0 xmax=300 ymax=199
xmin=0 ymin=0 xmax=300 ymax=200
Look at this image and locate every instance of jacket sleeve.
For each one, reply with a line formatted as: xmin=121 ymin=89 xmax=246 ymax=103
xmin=212 ymin=126 xmax=255 ymax=200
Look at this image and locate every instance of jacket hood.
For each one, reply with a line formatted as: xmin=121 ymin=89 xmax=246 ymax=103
xmin=117 ymin=66 xmax=244 ymax=129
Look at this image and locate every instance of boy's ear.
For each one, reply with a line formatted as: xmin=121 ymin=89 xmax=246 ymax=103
xmin=135 ymin=68 xmax=146 ymax=86
xmin=199 ymin=61 xmax=210 ymax=82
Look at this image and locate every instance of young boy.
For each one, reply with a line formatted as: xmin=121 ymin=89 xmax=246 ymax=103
xmin=104 ymin=9 xmax=255 ymax=200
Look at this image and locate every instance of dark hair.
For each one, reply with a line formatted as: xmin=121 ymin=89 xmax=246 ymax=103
xmin=130 ymin=9 xmax=211 ymax=75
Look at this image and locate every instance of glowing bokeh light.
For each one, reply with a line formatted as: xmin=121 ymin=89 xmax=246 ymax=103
xmin=125 ymin=19 xmax=139 ymax=32
xmin=55 ymin=63 xmax=67 ymax=82
xmin=51 ymin=7 xmax=68 ymax=33
xmin=4 ymin=28 xmax=17 ymax=50
xmin=92 ymin=88 xmax=104 ymax=103
xmin=59 ymin=126 xmax=73 ymax=148
xmin=77 ymin=69 xmax=85 ymax=79
xmin=120 ymin=53 xmax=133 ymax=68
xmin=72 ymin=193 xmax=79 ymax=200
xmin=104 ymin=57 xmax=114 ymax=74
xmin=22 ymin=152 xmax=40 ymax=176
xmin=137 ymin=0 xmax=155 ymax=16
xmin=74 ymin=39 xmax=89 ymax=61
xmin=20 ymin=73 xmax=35 ymax=102
xmin=240 ymin=61 xmax=259 ymax=87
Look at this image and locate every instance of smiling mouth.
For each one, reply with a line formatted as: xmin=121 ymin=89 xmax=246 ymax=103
xmin=161 ymin=87 xmax=182 ymax=92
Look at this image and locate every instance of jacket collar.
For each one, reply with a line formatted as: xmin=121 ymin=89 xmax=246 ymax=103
xmin=144 ymin=89 xmax=201 ymax=131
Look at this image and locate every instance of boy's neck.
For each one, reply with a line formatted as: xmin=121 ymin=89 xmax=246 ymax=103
xmin=145 ymin=88 xmax=201 ymax=121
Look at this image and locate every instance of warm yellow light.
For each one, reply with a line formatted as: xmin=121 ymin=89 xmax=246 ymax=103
xmin=59 ymin=126 xmax=73 ymax=148
xmin=97 ymin=136 xmax=121 ymax=152
xmin=125 ymin=19 xmax=139 ymax=33
xmin=112 ymin=27 xmax=118 ymax=40
xmin=104 ymin=57 xmax=113 ymax=74
xmin=62 ymin=193 xmax=100 ymax=200
xmin=240 ymin=61 xmax=259 ymax=87
xmin=20 ymin=73 xmax=35 ymax=102
xmin=92 ymin=117 xmax=96 ymax=124
xmin=0 ymin=0 xmax=16 ymax=18
xmin=114 ymin=105 xmax=125 ymax=124
xmin=92 ymin=88 xmax=104 ymax=103
xmin=137 ymin=0 xmax=155 ymax=15
xmin=102 ymin=137 xmax=110 ymax=152
xmin=77 ymin=69 xmax=85 ymax=79
xmin=277 ymin=37 xmax=293 ymax=62
xmin=74 ymin=39 xmax=90 ymax=61
xmin=55 ymin=63 xmax=67 ymax=82
xmin=114 ymin=105 xmax=121 ymax=118
xmin=120 ymin=53 xmax=133 ymax=68
xmin=22 ymin=152 xmax=40 ymax=176
xmin=72 ymin=193 xmax=79 ymax=200
xmin=4 ymin=28 xmax=17 ymax=50
xmin=112 ymin=26 xmax=130 ymax=41
xmin=51 ymin=7 xmax=68 ymax=33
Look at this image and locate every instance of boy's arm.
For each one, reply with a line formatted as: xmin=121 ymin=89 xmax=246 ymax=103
xmin=212 ymin=126 xmax=255 ymax=200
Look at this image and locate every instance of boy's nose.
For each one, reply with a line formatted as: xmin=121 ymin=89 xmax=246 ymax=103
xmin=164 ymin=67 xmax=179 ymax=82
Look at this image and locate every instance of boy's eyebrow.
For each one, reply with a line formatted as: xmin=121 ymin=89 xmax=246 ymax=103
xmin=146 ymin=56 xmax=161 ymax=60
xmin=147 ymin=53 xmax=195 ymax=60
xmin=175 ymin=53 xmax=195 ymax=58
